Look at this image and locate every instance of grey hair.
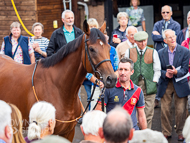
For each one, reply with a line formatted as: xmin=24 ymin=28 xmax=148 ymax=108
xmin=103 ymin=106 xmax=133 ymax=143
xmin=10 ymin=22 xmax=21 ymax=31
xmin=81 ymin=110 xmax=107 ymax=136
xmin=162 ymin=29 xmax=176 ymax=39
xmin=0 ymin=100 xmax=12 ymax=135
xmin=187 ymin=11 xmax=190 ymax=19
xmin=117 ymin=12 xmax=129 ymax=22
xmin=32 ymin=22 xmax=44 ymax=32
xmin=161 ymin=5 xmax=172 ymax=12
xmin=126 ymin=26 xmax=138 ymax=36
xmin=183 ymin=116 xmax=190 ymax=142
xmin=27 ymin=101 xmax=56 ymax=141
xmin=61 ymin=10 xmax=74 ymax=19
xmin=119 ymin=57 xmax=134 ymax=71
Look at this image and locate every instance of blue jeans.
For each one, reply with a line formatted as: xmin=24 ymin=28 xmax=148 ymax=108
xmin=84 ymin=84 xmax=92 ymax=110
xmin=155 ymin=94 xmax=160 ymax=101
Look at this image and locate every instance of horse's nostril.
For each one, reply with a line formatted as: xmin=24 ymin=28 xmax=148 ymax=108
xmin=106 ymin=76 xmax=112 ymax=85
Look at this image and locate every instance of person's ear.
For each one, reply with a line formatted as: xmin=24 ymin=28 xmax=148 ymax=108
xmin=128 ymin=128 xmax=134 ymax=140
xmin=62 ymin=18 xmax=65 ymax=23
xmin=163 ymin=38 xmax=167 ymax=44
xmin=98 ymin=127 xmax=104 ymax=139
xmin=5 ymin=125 xmax=12 ymax=140
xmin=131 ymin=69 xmax=134 ymax=75
xmin=80 ymin=125 xmax=85 ymax=136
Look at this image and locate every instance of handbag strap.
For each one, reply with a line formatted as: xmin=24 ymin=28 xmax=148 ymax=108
xmin=12 ymin=36 xmax=23 ymax=59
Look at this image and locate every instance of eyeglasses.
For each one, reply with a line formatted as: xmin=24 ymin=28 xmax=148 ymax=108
xmin=162 ymin=12 xmax=170 ymax=14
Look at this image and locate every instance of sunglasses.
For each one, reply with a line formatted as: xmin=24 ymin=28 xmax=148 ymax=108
xmin=162 ymin=11 xmax=170 ymax=14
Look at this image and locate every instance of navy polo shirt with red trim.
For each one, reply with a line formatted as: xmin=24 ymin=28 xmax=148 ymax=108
xmin=103 ymin=79 xmax=145 ymax=130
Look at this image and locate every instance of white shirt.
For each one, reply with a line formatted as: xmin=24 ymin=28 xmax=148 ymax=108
xmin=126 ymin=39 xmax=137 ymax=48
xmin=125 ymin=46 xmax=161 ymax=82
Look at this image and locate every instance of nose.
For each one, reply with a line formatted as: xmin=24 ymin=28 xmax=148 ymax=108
xmin=106 ymin=76 xmax=112 ymax=86
xmin=105 ymin=75 xmax=117 ymax=88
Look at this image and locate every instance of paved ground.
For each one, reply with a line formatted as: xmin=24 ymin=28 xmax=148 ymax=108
xmin=72 ymin=86 xmax=185 ymax=143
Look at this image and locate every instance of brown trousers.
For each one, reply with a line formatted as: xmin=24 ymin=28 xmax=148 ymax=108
xmin=138 ymin=78 xmax=155 ymax=129
xmin=161 ymin=80 xmax=187 ymax=136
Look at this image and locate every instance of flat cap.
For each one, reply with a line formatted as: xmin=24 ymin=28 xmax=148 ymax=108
xmin=134 ymin=31 xmax=148 ymax=41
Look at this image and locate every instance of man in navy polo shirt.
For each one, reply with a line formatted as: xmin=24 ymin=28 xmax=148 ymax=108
xmin=96 ymin=57 xmax=147 ymax=130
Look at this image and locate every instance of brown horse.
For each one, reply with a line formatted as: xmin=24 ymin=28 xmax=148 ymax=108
xmin=0 ymin=21 xmax=117 ymax=141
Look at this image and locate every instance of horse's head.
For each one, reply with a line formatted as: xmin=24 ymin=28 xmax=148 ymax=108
xmin=82 ymin=20 xmax=117 ymax=88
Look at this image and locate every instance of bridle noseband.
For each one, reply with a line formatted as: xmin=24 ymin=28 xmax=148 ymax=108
xmin=84 ymin=34 xmax=111 ymax=79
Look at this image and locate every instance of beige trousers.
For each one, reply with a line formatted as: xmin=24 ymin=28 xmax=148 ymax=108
xmin=138 ymin=78 xmax=156 ymax=129
xmin=161 ymin=81 xmax=187 ymax=136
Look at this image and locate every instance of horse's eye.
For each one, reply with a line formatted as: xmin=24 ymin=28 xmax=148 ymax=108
xmin=89 ymin=47 xmax=95 ymax=53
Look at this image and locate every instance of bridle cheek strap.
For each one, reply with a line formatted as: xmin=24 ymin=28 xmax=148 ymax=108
xmin=84 ymin=34 xmax=111 ymax=78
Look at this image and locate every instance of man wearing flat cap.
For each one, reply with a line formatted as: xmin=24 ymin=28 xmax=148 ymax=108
xmin=125 ymin=31 xmax=161 ymax=129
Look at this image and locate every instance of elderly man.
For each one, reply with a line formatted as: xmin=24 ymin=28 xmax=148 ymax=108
xmin=80 ymin=110 xmax=106 ymax=143
xmin=0 ymin=100 xmax=12 ymax=143
xmin=46 ymin=10 xmax=83 ymax=56
xmin=177 ymin=11 xmax=190 ymax=44
xmin=116 ymin=26 xmax=138 ymax=60
xmin=157 ymin=29 xmax=190 ymax=141
xmin=99 ymin=106 xmax=134 ymax=143
xmin=152 ymin=5 xmax=180 ymax=51
xmin=125 ymin=31 xmax=161 ymax=129
xmin=96 ymin=57 xmax=147 ymax=130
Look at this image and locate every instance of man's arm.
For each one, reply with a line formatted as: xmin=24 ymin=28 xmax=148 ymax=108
xmin=153 ymin=50 xmax=161 ymax=82
xmin=46 ymin=32 xmax=56 ymax=57
xmin=137 ymin=108 xmax=147 ymax=129
xmin=151 ymin=22 xmax=164 ymax=42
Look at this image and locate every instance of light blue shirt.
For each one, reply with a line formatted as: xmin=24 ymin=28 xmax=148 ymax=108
xmin=168 ymin=45 xmax=177 ymax=65
xmin=63 ymin=26 xmax=75 ymax=43
xmin=0 ymin=139 xmax=6 ymax=143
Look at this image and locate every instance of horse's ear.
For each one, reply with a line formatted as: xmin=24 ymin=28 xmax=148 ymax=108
xmin=99 ymin=21 xmax=106 ymax=34
xmin=83 ymin=20 xmax=90 ymax=36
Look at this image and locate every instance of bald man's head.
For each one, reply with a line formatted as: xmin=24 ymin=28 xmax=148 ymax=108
xmin=103 ymin=106 xmax=133 ymax=143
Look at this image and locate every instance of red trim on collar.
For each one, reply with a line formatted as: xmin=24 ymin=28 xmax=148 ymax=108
xmin=116 ymin=79 xmax=134 ymax=90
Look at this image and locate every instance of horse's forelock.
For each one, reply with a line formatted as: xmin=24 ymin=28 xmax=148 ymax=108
xmin=89 ymin=28 xmax=106 ymax=44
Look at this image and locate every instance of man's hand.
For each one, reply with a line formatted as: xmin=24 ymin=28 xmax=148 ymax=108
xmin=166 ymin=69 xmax=173 ymax=78
xmin=152 ymin=31 xmax=160 ymax=35
xmin=112 ymin=37 xmax=121 ymax=44
xmin=98 ymin=81 xmax=104 ymax=89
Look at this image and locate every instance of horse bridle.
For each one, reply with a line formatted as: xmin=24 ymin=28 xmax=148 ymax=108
xmin=84 ymin=34 xmax=111 ymax=80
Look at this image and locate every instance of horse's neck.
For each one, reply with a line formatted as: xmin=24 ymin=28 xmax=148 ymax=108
xmin=51 ymin=46 xmax=86 ymax=99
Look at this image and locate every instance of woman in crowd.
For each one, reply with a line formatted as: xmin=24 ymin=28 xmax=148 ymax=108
xmin=110 ymin=12 xmax=129 ymax=47
xmin=9 ymin=103 xmax=26 ymax=143
xmin=181 ymin=23 xmax=190 ymax=82
xmin=30 ymin=22 xmax=49 ymax=61
xmin=25 ymin=101 xmax=56 ymax=143
xmin=1 ymin=22 xmax=35 ymax=64
xmin=126 ymin=0 xmax=146 ymax=31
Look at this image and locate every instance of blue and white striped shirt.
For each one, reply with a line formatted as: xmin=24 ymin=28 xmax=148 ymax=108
xmin=29 ymin=37 xmax=49 ymax=59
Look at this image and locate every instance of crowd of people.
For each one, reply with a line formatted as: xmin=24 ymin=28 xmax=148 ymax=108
xmin=0 ymin=0 xmax=190 ymax=142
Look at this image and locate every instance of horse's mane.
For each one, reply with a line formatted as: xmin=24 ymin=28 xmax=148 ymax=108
xmin=41 ymin=28 xmax=106 ymax=68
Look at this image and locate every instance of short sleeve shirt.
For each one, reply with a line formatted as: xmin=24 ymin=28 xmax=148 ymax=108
xmin=103 ymin=79 xmax=145 ymax=130
xmin=63 ymin=26 xmax=75 ymax=43
xmin=126 ymin=6 xmax=145 ymax=27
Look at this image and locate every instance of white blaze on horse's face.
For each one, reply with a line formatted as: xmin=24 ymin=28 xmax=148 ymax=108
xmin=100 ymin=41 xmax=103 ymax=46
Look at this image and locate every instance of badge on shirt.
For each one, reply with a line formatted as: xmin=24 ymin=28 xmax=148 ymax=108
xmin=131 ymin=98 xmax=137 ymax=105
xmin=114 ymin=96 xmax=119 ymax=102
